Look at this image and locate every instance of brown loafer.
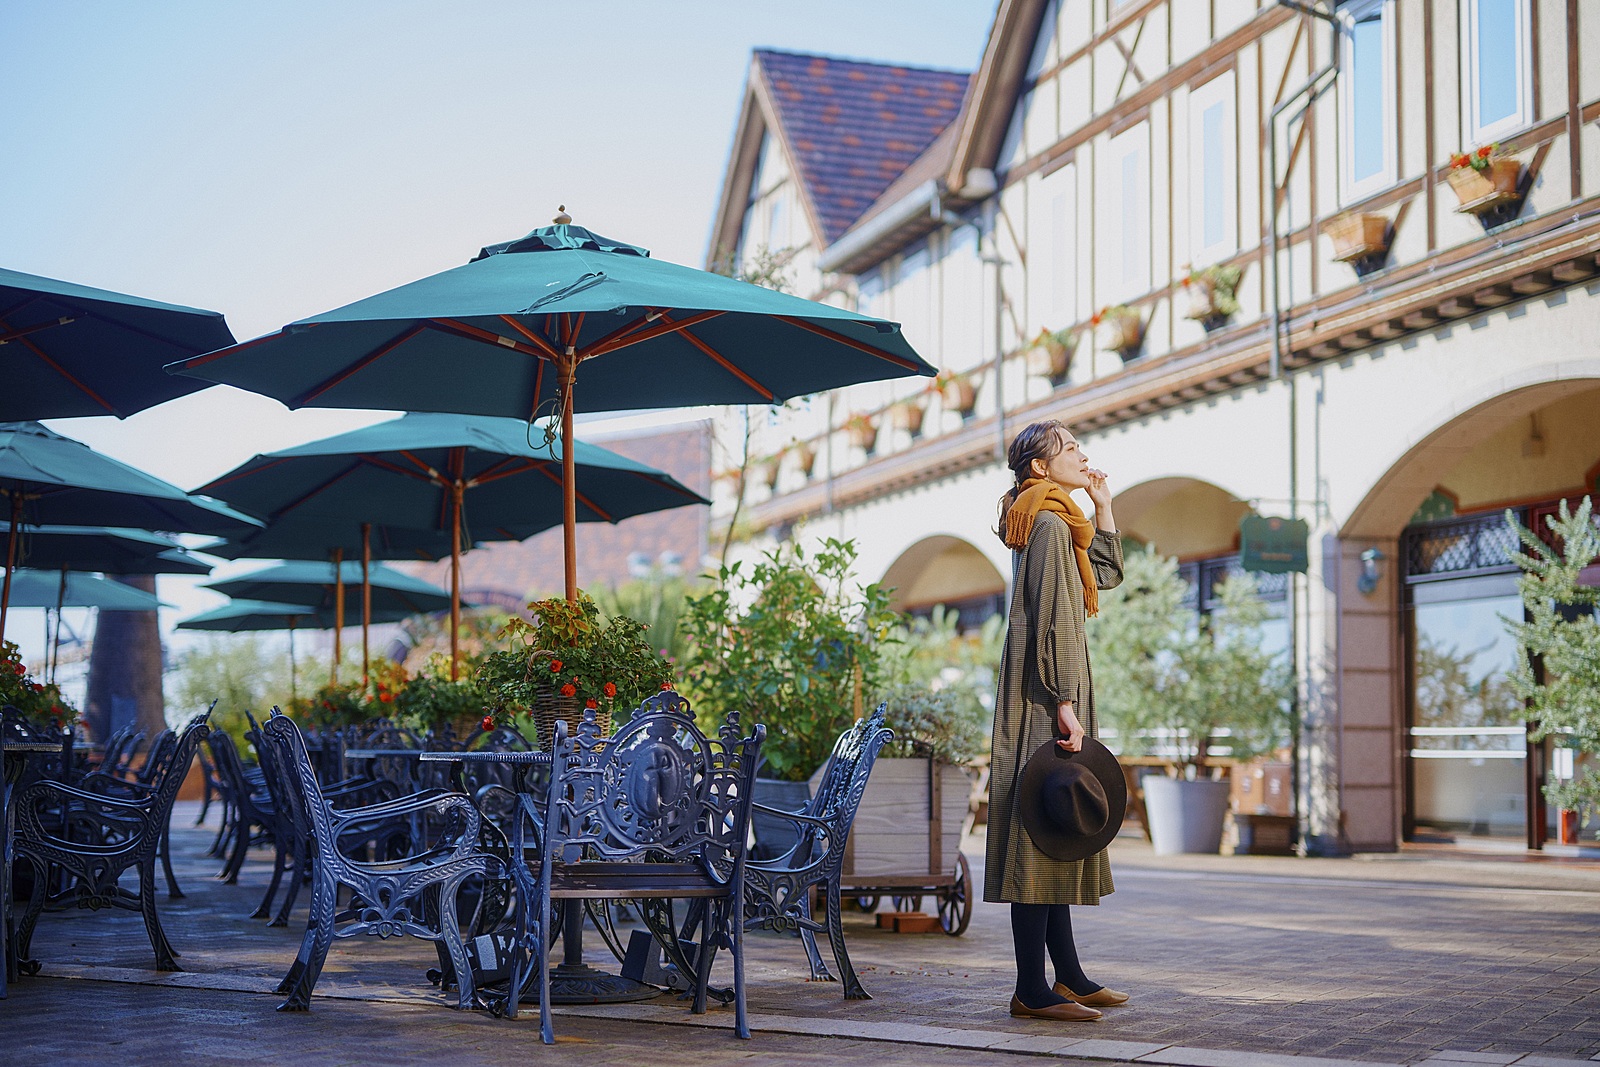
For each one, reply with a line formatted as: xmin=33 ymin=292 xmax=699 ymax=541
xmin=1009 ymin=995 xmax=1102 ymax=1022
xmin=1054 ymin=982 xmax=1129 ymax=1007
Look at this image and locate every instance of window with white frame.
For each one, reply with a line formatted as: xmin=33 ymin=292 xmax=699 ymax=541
xmin=1338 ymin=0 xmax=1396 ymax=202
xmin=1188 ymin=71 xmax=1237 ymax=264
xmin=1108 ymin=123 xmax=1150 ymax=298
xmin=896 ymin=245 xmax=933 ymax=353
xmin=1463 ymin=0 xmax=1531 ymax=144
xmin=857 ymin=268 xmax=885 ymax=319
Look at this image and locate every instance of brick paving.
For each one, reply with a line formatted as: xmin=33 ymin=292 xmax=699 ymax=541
xmin=4 ymin=803 xmax=1599 ymax=1066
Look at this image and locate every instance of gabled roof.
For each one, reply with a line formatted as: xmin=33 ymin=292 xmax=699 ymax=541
xmin=758 ymin=50 xmax=970 ymax=244
xmin=707 ymin=49 xmax=971 ymax=266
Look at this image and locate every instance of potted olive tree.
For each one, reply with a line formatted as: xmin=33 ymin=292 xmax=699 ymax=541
xmin=679 ymin=538 xmax=898 ymax=858
xmin=1090 ymin=552 xmax=1292 ymax=854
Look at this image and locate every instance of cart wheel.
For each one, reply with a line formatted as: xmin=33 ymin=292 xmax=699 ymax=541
xmin=854 ymin=896 xmax=880 ymax=913
xmin=938 ymin=854 xmax=973 ymax=936
xmin=891 ymin=894 xmax=923 ymax=912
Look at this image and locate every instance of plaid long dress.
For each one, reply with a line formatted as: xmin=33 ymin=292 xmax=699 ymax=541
xmin=984 ymin=511 xmax=1124 ymax=905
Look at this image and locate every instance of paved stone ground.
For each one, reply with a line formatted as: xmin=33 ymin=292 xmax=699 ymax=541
xmin=5 ymin=802 xmax=1599 ymax=1067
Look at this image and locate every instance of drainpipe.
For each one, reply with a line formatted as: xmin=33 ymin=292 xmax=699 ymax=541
xmin=1268 ymin=0 xmax=1338 ymax=854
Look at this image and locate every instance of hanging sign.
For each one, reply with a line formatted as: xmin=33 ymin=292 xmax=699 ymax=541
xmin=1240 ymin=516 xmax=1309 ymax=574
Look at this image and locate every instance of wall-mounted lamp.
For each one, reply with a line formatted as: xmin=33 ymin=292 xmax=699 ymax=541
xmin=1357 ymin=548 xmax=1385 ymax=596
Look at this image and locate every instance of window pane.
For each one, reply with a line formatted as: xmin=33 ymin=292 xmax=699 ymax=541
xmin=1349 ymin=13 xmax=1386 ymax=184
xmin=1475 ymin=0 xmax=1519 ymax=129
xmin=1202 ymin=102 xmax=1226 ymax=249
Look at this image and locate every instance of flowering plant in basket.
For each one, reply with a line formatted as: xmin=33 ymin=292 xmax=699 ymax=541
xmin=1 ymin=639 xmax=77 ymax=732
xmin=394 ymin=654 xmax=488 ymax=736
xmin=1449 ymin=143 xmax=1500 ymax=173
xmin=476 ymin=592 xmax=672 ymax=736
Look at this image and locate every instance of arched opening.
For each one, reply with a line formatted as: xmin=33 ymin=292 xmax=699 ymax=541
xmin=881 ymin=535 xmax=1006 ymax=631
xmin=1344 ymin=379 xmax=1600 ymax=851
xmin=1115 ymin=477 xmax=1253 ymax=559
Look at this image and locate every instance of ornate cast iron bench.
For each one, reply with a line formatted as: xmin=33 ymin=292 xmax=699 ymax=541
xmin=743 ymin=703 xmax=892 ymax=1000
xmin=11 ymin=712 xmax=211 ymax=973
xmin=257 ymin=709 xmax=505 ymax=1011
xmin=494 ymin=690 xmax=765 ymax=1043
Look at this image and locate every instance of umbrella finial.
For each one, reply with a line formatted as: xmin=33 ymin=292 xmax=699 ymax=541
xmin=553 ymin=205 xmax=572 ymax=225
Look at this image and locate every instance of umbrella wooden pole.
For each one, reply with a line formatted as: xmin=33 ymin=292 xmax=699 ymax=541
xmin=449 ymin=482 xmax=463 ymax=681
xmin=51 ymin=564 xmax=68 ymax=683
xmin=361 ymin=523 xmax=372 ymax=683
xmin=1 ymin=491 xmax=21 ymax=643
xmin=332 ymin=548 xmax=344 ymax=685
xmin=560 ymin=357 xmax=578 ymax=604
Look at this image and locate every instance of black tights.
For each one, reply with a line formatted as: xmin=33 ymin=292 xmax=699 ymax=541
xmin=1010 ymin=902 xmax=1098 ymax=1008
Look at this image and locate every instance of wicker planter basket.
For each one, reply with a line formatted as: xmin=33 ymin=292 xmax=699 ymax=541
xmin=889 ymin=401 xmax=925 ymax=435
xmin=939 ymin=377 xmax=977 ymax=417
xmin=1026 ymin=339 xmax=1074 ymax=381
xmin=530 ymin=686 xmax=610 ymax=750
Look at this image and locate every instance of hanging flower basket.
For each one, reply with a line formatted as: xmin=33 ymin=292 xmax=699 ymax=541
xmin=755 ymin=454 xmax=782 ymax=491
xmin=843 ymin=414 xmax=879 ymax=454
xmin=794 ymin=442 xmax=818 ymax=478
xmin=1093 ymin=306 xmax=1143 ymax=362
xmin=935 ymin=371 xmax=978 ymax=419
xmin=889 ymin=399 xmax=925 ymax=437
xmin=1181 ymin=264 xmax=1241 ymax=328
xmin=1026 ymin=329 xmax=1076 ymax=382
xmin=1446 ymin=146 xmax=1523 ymax=214
xmin=1322 ymin=212 xmax=1390 ymax=264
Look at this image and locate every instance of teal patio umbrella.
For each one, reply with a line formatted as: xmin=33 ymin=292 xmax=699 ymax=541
xmin=0 ymin=266 xmax=233 ymax=420
xmin=10 ymin=525 xmax=213 ymax=576
xmin=195 ymin=411 xmax=707 ymax=675
xmin=0 ymin=421 xmax=260 ymax=640
xmin=6 ymin=569 xmax=165 ymax=611
xmin=177 ymin=598 xmax=419 ymax=703
xmin=169 ymin=215 xmax=931 ymax=601
xmin=204 ymin=561 xmax=454 ymax=684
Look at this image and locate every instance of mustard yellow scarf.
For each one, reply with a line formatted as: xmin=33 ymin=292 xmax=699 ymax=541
xmin=1001 ymin=477 xmax=1099 ymax=618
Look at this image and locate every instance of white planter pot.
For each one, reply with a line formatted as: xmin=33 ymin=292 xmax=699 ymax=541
xmin=1143 ymin=776 xmax=1230 ymax=856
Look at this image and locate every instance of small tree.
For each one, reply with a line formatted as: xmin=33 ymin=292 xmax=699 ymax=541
xmin=169 ymin=634 xmax=295 ymax=749
xmin=876 ymin=605 xmax=1004 ymax=764
xmin=1505 ymin=498 xmax=1600 ymax=828
xmin=679 ymin=538 xmax=898 ymax=781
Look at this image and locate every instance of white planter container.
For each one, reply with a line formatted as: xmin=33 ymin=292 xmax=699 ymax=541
xmin=1143 ymin=776 xmax=1231 ymax=855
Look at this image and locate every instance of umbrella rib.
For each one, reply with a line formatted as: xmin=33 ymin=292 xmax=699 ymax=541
xmin=362 ymin=453 xmax=441 ymax=485
xmin=583 ymin=309 xmax=724 ymax=359
xmin=268 ymin=462 xmax=373 ymax=519
xmin=497 ymin=316 xmax=563 ymax=360
xmin=533 ymin=464 xmax=613 ymax=522
xmin=431 ymin=318 xmax=547 ymax=359
xmin=776 ymin=317 xmax=925 ymax=372
xmin=3 ymin=328 xmax=118 ymax=415
xmin=293 ymin=324 xmax=428 ymax=407
xmin=659 ymin=314 xmax=774 ymax=402
xmin=394 ymin=450 xmax=447 ymax=484
xmin=0 ymin=315 xmax=76 ymax=345
xmin=171 ymin=328 xmax=278 ymax=371
xmin=464 ymin=456 xmax=530 ymax=488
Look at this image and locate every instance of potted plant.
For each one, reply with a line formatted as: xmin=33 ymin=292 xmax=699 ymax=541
xmin=393 ymin=654 xmax=490 ymax=742
xmin=755 ymin=451 xmax=783 ymax=492
xmin=1446 ymin=143 xmax=1524 ymax=213
xmin=1182 ymin=264 xmax=1243 ymax=330
xmin=679 ymin=538 xmax=898 ymax=856
xmin=843 ymin=412 xmax=879 ymax=454
xmin=934 ymin=368 xmax=978 ymax=420
xmin=1089 ymin=553 xmax=1292 ymax=855
xmin=1322 ymin=212 xmax=1390 ymax=264
xmin=1026 ymin=327 xmax=1077 ymax=383
xmin=889 ymin=398 xmax=926 ymax=438
xmin=794 ymin=440 xmax=819 ymax=478
xmin=1093 ymin=305 xmax=1144 ymax=362
xmin=478 ymin=592 xmax=673 ymax=748
xmin=1 ymin=639 xmax=76 ymax=736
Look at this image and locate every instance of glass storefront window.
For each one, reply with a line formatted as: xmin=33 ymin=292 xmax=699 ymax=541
xmin=1409 ymin=585 xmax=1526 ymax=839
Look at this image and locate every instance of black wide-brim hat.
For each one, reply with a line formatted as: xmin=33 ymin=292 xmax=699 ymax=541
xmin=1018 ymin=736 xmax=1127 ymax=862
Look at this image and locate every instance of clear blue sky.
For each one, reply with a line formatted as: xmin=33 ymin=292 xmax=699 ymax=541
xmin=1 ymin=0 xmax=997 ymax=664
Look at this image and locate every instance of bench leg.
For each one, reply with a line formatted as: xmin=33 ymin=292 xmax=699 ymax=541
xmin=160 ymin=821 xmax=184 ymax=899
xmin=138 ymin=857 xmax=181 ymax=971
xmin=277 ymin=872 xmax=336 ymax=1010
xmin=253 ymin=842 xmax=288 ymax=920
xmin=825 ymin=881 xmax=870 ymax=1000
xmin=731 ymin=894 xmax=750 ymax=1039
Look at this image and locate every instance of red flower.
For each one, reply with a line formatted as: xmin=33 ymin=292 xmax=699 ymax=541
xmin=1477 ymin=145 xmax=1492 ymax=158
xmin=379 ymin=692 xmax=393 ymax=703
xmin=660 ymin=682 xmax=672 ymax=691
xmin=585 ymin=698 xmax=598 ymax=709
xmin=603 ymin=682 xmax=617 ymax=698
xmin=481 ymin=715 xmax=496 ymax=733
xmin=1450 ymin=152 xmax=1470 ymax=169
xmin=549 ymin=659 xmax=563 ymax=673
xmin=560 ymin=683 xmax=577 ymax=697
xmin=12 ymin=662 xmax=24 ymax=676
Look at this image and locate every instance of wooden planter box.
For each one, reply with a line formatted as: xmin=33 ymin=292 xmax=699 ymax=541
xmin=1447 ymin=159 xmax=1523 ymax=214
xmin=812 ymin=757 xmax=968 ymax=880
xmin=1100 ymin=313 xmax=1143 ymax=361
xmin=1322 ymin=212 xmax=1389 ymax=263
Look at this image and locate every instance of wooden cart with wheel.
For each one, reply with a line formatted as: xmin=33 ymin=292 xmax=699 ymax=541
xmin=820 ymin=757 xmax=973 ymax=936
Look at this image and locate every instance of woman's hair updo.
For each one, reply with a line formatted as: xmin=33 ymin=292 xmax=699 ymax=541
xmin=994 ymin=420 xmax=1069 ymax=539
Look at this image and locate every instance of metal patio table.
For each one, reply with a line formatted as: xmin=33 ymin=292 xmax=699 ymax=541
xmin=417 ymin=749 xmax=659 ymax=1005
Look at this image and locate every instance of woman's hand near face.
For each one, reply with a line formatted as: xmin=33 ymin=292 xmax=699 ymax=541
xmin=1086 ymin=469 xmax=1115 ymax=531
xmin=1056 ymin=700 xmax=1085 ymax=752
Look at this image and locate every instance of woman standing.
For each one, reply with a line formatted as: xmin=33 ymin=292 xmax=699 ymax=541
xmin=987 ymin=419 xmax=1126 ymax=1022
